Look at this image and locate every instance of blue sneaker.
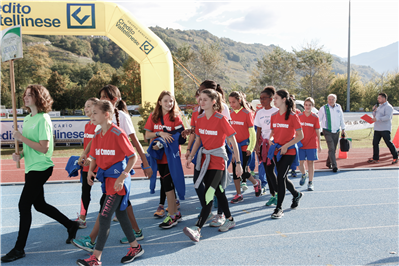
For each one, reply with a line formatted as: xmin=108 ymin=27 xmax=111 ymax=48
xmin=72 ymin=236 xmax=95 ymax=252
xmin=120 ymin=229 xmax=144 ymax=244
xmin=299 ymin=172 xmax=308 ymax=186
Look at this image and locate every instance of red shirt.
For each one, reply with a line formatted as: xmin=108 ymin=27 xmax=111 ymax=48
xmin=83 ymin=122 xmax=97 ymax=172
xmin=271 ymin=111 xmax=302 ymax=156
xmin=144 ymin=113 xmax=183 ymax=164
xmin=196 ymin=112 xmax=236 ymax=170
xmin=90 ymin=124 xmax=136 ymax=196
xmin=230 ymin=108 xmax=254 ymax=151
xmin=190 ymin=106 xmax=200 ymax=128
xmin=298 ymin=112 xmax=320 ymax=149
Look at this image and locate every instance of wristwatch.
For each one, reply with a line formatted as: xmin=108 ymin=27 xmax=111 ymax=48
xmin=236 ymin=161 xmax=241 ymax=165
xmin=155 ymin=131 xmax=160 ymax=137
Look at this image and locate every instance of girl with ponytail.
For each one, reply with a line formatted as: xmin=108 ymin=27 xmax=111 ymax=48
xmin=73 ymin=85 xmax=149 ymax=251
xmin=183 ymin=89 xmax=242 ymax=242
xmin=266 ymin=89 xmax=304 ymax=219
xmin=228 ymin=91 xmax=261 ymax=203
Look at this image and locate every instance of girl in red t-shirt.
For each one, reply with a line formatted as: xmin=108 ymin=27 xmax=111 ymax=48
xmin=267 ymin=89 xmax=304 ymax=219
xmin=145 ymin=91 xmax=184 ymax=229
xmin=75 ymin=97 xmax=99 ymax=229
xmin=183 ymin=89 xmax=243 ymax=242
xmin=228 ymin=91 xmax=261 ymax=203
xmin=76 ymin=100 xmax=144 ymax=265
xmin=298 ymin=97 xmax=322 ymax=191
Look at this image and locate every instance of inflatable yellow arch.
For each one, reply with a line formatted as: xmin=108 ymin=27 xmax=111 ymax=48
xmin=0 ymin=1 xmax=174 ymax=104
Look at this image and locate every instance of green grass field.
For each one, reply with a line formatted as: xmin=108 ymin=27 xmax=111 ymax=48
xmin=1 ymin=115 xmax=398 ymax=160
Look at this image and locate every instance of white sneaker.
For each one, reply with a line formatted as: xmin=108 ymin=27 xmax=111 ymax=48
xmin=209 ymin=214 xmax=225 ymax=227
xmin=219 ymin=218 xmax=236 ymax=232
xmin=183 ymin=226 xmax=200 ymax=242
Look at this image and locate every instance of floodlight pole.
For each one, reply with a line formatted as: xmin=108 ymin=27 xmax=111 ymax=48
xmin=346 ymin=0 xmax=351 ymax=112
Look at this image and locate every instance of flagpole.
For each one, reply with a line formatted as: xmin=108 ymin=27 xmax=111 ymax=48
xmin=346 ymin=0 xmax=351 ymax=112
xmin=10 ymin=59 xmax=20 ymax=168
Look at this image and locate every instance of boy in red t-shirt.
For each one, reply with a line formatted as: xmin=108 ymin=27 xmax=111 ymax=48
xmin=297 ymin=97 xmax=321 ymax=191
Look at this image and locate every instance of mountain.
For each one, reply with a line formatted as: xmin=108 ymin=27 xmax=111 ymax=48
xmin=150 ymin=27 xmax=380 ymax=86
xmin=343 ymin=42 xmax=398 ymax=74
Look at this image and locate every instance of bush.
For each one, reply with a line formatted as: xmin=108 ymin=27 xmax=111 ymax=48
xmin=137 ymin=101 xmax=154 ymax=137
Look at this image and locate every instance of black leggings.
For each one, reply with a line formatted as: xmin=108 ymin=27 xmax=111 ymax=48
xmin=80 ymin=171 xmax=92 ymax=216
xmin=232 ymin=151 xmax=250 ymax=181
xmin=15 ymin=167 xmax=73 ymax=250
xmin=197 ymin=170 xmax=231 ymax=229
xmin=194 ymin=168 xmax=223 ymax=215
xmin=265 ymin=155 xmax=299 ymax=209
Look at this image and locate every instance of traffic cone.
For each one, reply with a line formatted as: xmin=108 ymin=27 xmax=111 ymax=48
xmin=338 ymin=149 xmax=348 ymax=159
xmin=392 ymin=126 xmax=399 ymax=148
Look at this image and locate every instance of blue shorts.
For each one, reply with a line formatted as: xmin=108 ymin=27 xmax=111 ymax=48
xmin=299 ymin=149 xmax=318 ymax=161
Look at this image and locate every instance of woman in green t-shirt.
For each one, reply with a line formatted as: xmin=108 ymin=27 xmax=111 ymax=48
xmin=1 ymin=85 xmax=79 ymax=263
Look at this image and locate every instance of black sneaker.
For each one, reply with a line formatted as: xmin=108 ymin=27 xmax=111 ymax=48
xmin=1 ymin=248 xmax=25 ymax=263
xmin=66 ymin=221 xmax=80 ymax=244
xmin=332 ymin=167 xmax=338 ymax=172
xmin=159 ymin=215 xmax=178 ymax=229
xmin=291 ymin=192 xmax=304 ymax=209
xmin=121 ymin=244 xmax=144 ymax=264
xmin=271 ymin=208 xmax=284 ymax=219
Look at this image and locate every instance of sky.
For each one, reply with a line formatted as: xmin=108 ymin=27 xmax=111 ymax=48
xmin=110 ymin=0 xmax=398 ymax=58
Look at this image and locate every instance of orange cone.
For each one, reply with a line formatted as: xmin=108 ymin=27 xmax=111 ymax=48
xmin=338 ymin=149 xmax=348 ymax=159
xmin=392 ymin=126 xmax=399 ymax=148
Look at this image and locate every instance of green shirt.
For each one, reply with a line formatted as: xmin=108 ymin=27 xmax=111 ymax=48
xmin=22 ymin=113 xmax=54 ymax=173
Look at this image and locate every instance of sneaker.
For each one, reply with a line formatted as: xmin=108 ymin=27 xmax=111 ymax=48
xmin=230 ymin=194 xmax=244 ymax=204
xmin=219 ymin=218 xmax=236 ymax=232
xmin=72 ymin=236 xmax=95 ymax=252
xmin=367 ymin=158 xmax=379 ymax=163
xmin=159 ymin=214 xmax=177 ymax=229
xmin=113 ymin=215 xmax=119 ymax=222
xmin=250 ymin=171 xmax=256 ymax=177
xmin=213 ymin=196 xmax=218 ymax=208
xmin=121 ymin=244 xmax=144 ymax=264
xmin=183 ymin=226 xmax=201 ymax=242
xmin=261 ymin=185 xmax=268 ymax=195
xmin=66 ymin=221 xmax=80 ymax=244
xmin=166 ymin=200 xmax=180 ymax=212
xmin=265 ymin=194 xmax=277 ymax=206
xmin=392 ymin=158 xmax=398 ymax=164
xmin=271 ymin=208 xmax=284 ymax=219
xmin=308 ymin=181 xmax=314 ymax=191
xmin=154 ymin=206 xmax=165 ymax=218
xmin=175 ymin=211 xmax=182 ymax=222
xmin=299 ymin=172 xmax=308 ymax=186
xmin=240 ymin=182 xmax=249 ymax=192
xmin=332 ymin=167 xmax=338 ymax=173
xmin=210 ymin=214 xmax=225 ymax=227
xmin=291 ymin=169 xmax=297 ymax=178
xmin=291 ymin=192 xmax=304 ymax=209
xmin=75 ymin=214 xmax=87 ymax=229
xmin=76 ymin=255 xmax=101 ymax=266
xmin=253 ymin=179 xmax=261 ymax=197
xmin=205 ymin=212 xmax=215 ymax=223
xmin=1 ymin=248 xmax=25 ymax=263
xmin=120 ymin=229 xmax=144 ymax=244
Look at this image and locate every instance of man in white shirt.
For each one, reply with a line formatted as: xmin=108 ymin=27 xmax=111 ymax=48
xmin=318 ymin=94 xmax=346 ymax=172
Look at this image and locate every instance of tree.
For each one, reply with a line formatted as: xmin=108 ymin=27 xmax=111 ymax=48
xmin=46 ymin=71 xmax=69 ymax=110
xmin=328 ymin=73 xmax=363 ymax=111
xmin=195 ymin=41 xmax=222 ymax=81
xmin=253 ymin=46 xmax=296 ymax=90
xmin=1 ymin=70 xmax=12 ymax=108
xmin=384 ymin=72 xmax=399 ymax=107
xmin=294 ymin=42 xmax=333 ymax=99
xmin=83 ymin=71 xmax=111 ymax=100
xmin=119 ymin=57 xmax=141 ymax=105
xmin=25 ymin=44 xmax=53 ymax=85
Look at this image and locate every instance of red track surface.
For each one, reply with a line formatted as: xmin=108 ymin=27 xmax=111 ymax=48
xmin=1 ymin=148 xmax=397 ymax=183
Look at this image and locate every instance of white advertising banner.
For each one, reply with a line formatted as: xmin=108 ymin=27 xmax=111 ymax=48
xmin=1 ymin=119 xmax=90 ymax=142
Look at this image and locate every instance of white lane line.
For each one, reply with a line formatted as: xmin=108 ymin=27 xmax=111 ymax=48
xmin=12 ymin=224 xmax=398 ymax=256
xmin=2 ymin=202 xmax=397 ymax=227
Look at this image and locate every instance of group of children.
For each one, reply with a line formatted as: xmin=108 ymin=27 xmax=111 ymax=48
xmin=2 ymin=81 xmax=322 ymax=265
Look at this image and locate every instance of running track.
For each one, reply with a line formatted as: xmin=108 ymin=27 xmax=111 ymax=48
xmin=1 ymin=148 xmax=397 ymax=183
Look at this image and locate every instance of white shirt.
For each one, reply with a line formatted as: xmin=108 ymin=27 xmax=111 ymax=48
xmin=254 ymin=107 xmax=278 ymax=139
xmin=198 ymin=103 xmax=231 ymax=120
xmin=318 ymin=103 xmax=345 ymax=133
xmin=112 ymin=110 xmax=136 ymax=136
